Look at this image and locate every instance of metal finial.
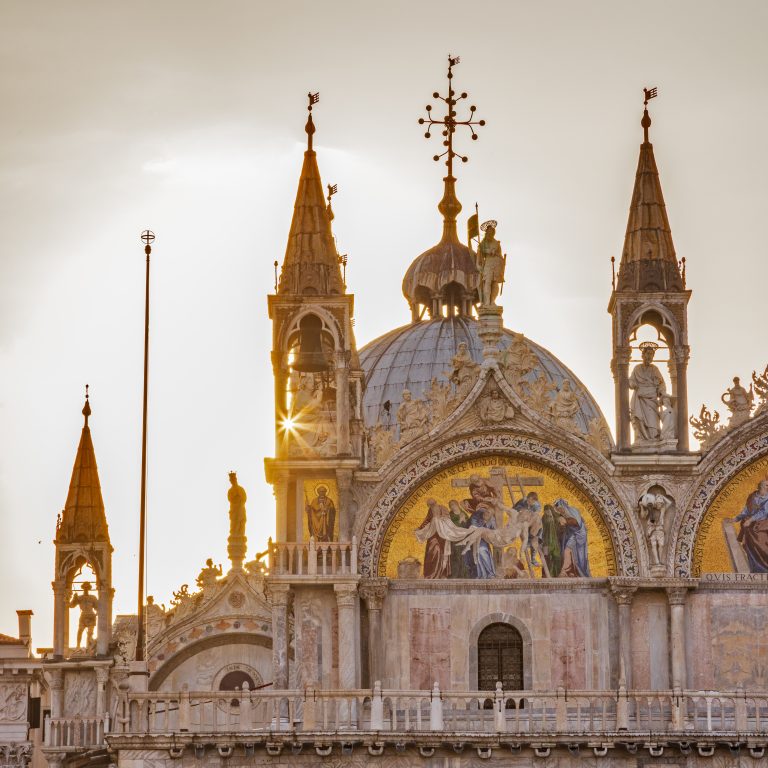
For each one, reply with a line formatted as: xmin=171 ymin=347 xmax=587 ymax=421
xmin=326 ymin=183 xmax=338 ymax=221
xmin=642 ymin=87 xmax=657 ymax=144
xmin=141 ymin=229 xmax=155 ymax=256
xmin=418 ymin=54 xmax=485 ymax=178
xmin=82 ymin=384 xmax=91 ymax=426
xmin=306 ymin=92 xmax=319 ymax=151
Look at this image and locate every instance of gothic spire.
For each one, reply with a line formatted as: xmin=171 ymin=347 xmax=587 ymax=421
xmin=277 ymin=93 xmax=345 ymax=296
xmin=615 ymin=88 xmax=683 ymax=292
xmin=56 ymin=388 xmax=109 ymax=544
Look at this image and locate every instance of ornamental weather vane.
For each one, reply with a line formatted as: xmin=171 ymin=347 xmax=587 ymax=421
xmin=418 ymin=55 xmax=485 ymax=178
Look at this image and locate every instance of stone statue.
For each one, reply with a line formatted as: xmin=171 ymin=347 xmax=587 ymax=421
xmin=721 ymin=376 xmax=754 ymax=428
xmin=628 ymin=344 xmax=666 ymax=443
xmin=369 ymin=424 xmax=397 ymax=466
xmin=660 ymin=394 xmax=677 ymax=440
xmin=69 ymin=581 xmax=98 ymax=649
xmin=397 ymin=389 xmax=429 ymax=443
xmin=478 ymin=389 xmax=513 ymax=424
xmin=476 ymin=221 xmax=505 ymax=306
xmin=196 ymin=558 xmax=223 ymax=590
xmin=305 ymin=485 xmax=337 ymax=542
xmin=639 ymin=492 xmax=672 ymax=567
xmin=228 ymin=472 xmax=247 ymax=539
xmin=549 ymin=379 xmax=580 ymax=433
xmin=449 ymin=342 xmax=480 ymax=398
xmin=145 ymin=595 xmax=166 ymax=638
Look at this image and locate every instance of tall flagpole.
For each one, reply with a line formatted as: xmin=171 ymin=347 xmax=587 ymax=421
xmin=136 ymin=229 xmax=155 ymax=663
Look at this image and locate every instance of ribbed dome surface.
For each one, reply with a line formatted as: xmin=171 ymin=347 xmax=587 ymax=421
xmin=359 ymin=317 xmax=607 ymax=435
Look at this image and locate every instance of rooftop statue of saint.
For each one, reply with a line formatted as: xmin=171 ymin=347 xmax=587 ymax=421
xmin=476 ymin=221 xmax=505 ymax=306
xmin=629 ymin=343 xmax=666 ymax=443
xmin=227 ymin=472 xmax=247 ymax=539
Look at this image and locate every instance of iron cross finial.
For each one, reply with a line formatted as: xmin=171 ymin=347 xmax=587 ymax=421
xmin=418 ymin=54 xmax=485 ymax=178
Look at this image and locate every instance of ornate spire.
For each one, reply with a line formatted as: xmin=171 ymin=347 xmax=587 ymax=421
xmin=277 ymin=93 xmax=345 ymax=296
xmin=615 ymin=87 xmax=683 ymax=292
xmin=404 ymin=57 xmax=485 ymax=318
xmin=57 ymin=389 xmax=109 ymax=544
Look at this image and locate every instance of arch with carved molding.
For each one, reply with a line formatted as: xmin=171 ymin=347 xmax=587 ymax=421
xmin=670 ymin=423 xmax=768 ymax=576
xmin=278 ymin=304 xmax=344 ymax=354
xmin=356 ymin=432 xmax=641 ymax=577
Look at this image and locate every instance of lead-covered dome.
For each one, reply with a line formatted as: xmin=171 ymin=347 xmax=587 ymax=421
xmin=359 ymin=316 xmax=609 ymax=437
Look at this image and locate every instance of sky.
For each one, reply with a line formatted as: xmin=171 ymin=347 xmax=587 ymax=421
xmin=1 ymin=0 xmax=767 ymax=648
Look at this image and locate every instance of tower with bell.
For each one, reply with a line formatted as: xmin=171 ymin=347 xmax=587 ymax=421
xmin=266 ymin=93 xmax=364 ymax=543
xmin=608 ymin=88 xmax=692 ymax=454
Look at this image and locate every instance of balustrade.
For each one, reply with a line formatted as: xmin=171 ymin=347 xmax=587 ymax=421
xmin=269 ymin=538 xmax=357 ymax=577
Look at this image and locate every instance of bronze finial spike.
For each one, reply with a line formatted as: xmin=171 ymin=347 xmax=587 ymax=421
xmin=642 ymin=86 xmax=657 ymax=144
xmin=82 ymin=384 xmax=91 ymax=426
xmin=306 ymin=92 xmax=319 ymax=152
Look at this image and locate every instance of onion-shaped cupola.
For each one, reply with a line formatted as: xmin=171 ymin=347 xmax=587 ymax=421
xmin=402 ymin=56 xmax=485 ymax=321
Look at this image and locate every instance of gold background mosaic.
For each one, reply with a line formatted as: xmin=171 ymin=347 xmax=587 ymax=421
xmin=693 ymin=454 xmax=768 ymax=574
xmin=378 ymin=455 xmax=616 ymax=578
xmin=301 ymin=478 xmax=339 ymax=541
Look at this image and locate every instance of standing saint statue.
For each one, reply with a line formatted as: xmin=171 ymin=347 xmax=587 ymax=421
xmin=70 ymin=581 xmax=98 ymax=649
xmin=227 ymin=471 xmax=248 ymax=570
xmin=628 ymin=343 xmax=666 ymax=443
xmin=305 ymin=485 xmax=337 ymax=542
xmin=476 ymin=221 xmax=506 ymax=306
xmin=721 ymin=376 xmax=754 ymax=428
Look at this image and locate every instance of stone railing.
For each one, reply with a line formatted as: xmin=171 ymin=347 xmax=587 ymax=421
xmin=269 ymin=538 xmax=357 ymax=577
xmin=110 ymin=684 xmax=768 ymax=738
xmin=44 ymin=714 xmax=108 ymax=748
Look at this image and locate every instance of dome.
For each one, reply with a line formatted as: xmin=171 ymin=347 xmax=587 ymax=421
xmin=359 ymin=317 xmax=609 ymax=436
xmin=402 ymin=240 xmax=478 ymax=308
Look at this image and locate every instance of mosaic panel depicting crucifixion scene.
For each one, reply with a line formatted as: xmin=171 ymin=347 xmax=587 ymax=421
xmin=694 ymin=454 xmax=768 ymax=575
xmin=379 ymin=456 xmax=616 ymax=579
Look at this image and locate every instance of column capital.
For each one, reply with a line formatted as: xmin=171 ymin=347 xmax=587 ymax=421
xmin=336 ymin=468 xmax=353 ymax=491
xmin=610 ymin=585 xmax=637 ymax=605
xmin=334 ymin=582 xmax=358 ymax=607
xmin=666 ymin=586 xmax=689 ymax=605
xmin=94 ymin=666 xmax=110 ymax=684
xmin=359 ymin=578 xmax=388 ymax=610
xmin=46 ymin=669 xmax=64 ymax=690
xmin=267 ymin=582 xmax=291 ymax=607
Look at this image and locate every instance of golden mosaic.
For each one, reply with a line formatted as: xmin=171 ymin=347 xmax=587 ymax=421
xmin=378 ymin=455 xmax=615 ymax=579
xmin=302 ymin=479 xmax=339 ymax=542
xmin=693 ymin=454 xmax=768 ymax=575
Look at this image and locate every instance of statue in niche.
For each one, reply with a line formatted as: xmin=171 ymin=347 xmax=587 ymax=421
xmin=478 ymin=389 xmax=513 ymax=424
xmin=639 ymin=492 xmax=672 ymax=567
xmin=305 ymin=485 xmax=337 ymax=542
xmin=70 ymin=581 xmax=98 ymax=649
xmin=449 ymin=342 xmax=480 ymax=398
xmin=397 ymin=389 xmax=429 ymax=443
xmin=196 ymin=558 xmax=223 ymax=590
xmin=660 ymin=394 xmax=677 ymax=440
xmin=476 ymin=220 xmax=505 ymax=306
xmin=549 ymin=379 xmax=580 ymax=433
xmin=628 ymin=342 xmax=666 ymax=442
xmin=227 ymin=472 xmax=247 ymax=539
xmin=721 ymin=376 xmax=754 ymax=428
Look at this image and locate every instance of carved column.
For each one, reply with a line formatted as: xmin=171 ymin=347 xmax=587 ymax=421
xmin=52 ymin=580 xmax=67 ymax=658
xmin=335 ymin=350 xmax=351 ymax=456
xmin=274 ymin=471 xmax=290 ymax=543
xmin=269 ymin=583 xmax=291 ymax=689
xmin=94 ymin=666 xmax=109 ymax=717
xmin=96 ymin=570 xmax=113 ymax=656
xmin=336 ymin=469 xmax=353 ymax=542
xmin=611 ymin=585 xmax=636 ymax=688
xmin=47 ymin=669 xmax=64 ymax=718
xmin=613 ymin=347 xmax=631 ymax=451
xmin=334 ymin=583 xmax=358 ymax=690
xmin=667 ymin=587 xmax=688 ymax=689
xmin=674 ymin=347 xmax=690 ymax=452
xmin=360 ymin=580 xmax=388 ymax=685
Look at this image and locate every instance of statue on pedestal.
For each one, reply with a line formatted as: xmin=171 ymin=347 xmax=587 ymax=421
xmin=70 ymin=581 xmax=98 ymax=649
xmin=227 ymin=472 xmax=248 ymax=569
xmin=196 ymin=558 xmax=223 ymax=590
xmin=476 ymin=221 xmax=505 ymax=306
xmin=397 ymin=390 xmax=429 ymax=443
xmin=450 ymin=342 xmax=480 ymax=398
xmin=629 ymin=342 xmax=666 ymax=443
xmin=639 ymin=492 xmax=672 ymax=568
xmin=721 ymin=376 xmax=754 ymax=428
xmin=550 ymin=379 xmax=580 ymax=433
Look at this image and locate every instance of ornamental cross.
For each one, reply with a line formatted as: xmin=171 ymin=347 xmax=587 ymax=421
xmin=418 ymin=54 xmax=485 ymax=178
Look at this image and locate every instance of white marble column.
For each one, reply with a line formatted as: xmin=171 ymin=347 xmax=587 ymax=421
xmin=52 ymin=580 xmax=67 ymax=658
xmin=95 ymin=666 xmax=109 ymax=718
xmin=611 ymin=585 xmax=636 ymax=688
xmin=335 ymin=351 xmax=351 ymax=455
xmin=613 ymin=347 xmax=631 ymax=451
xmin=334 ymin=583 xmax=358 ymax=690
xmin=269 ymin=583 xmax=291 ymax=689
xmin=336 ymin=469 xmax=353 ymax=542
xmin=47 ymin=669 xmax=64 ymax=718
xmin=96 ymin=583 xmax=113 ymax=656
xmin=360 ymin=580 xmax=388 ymax=686
xmin=667 ymin=587 xmax=688 ymax=689
xmin=274 ymin=471 xmax=290 ymax=543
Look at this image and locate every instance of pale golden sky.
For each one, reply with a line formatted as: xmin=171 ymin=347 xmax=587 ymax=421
xmin=1 ymin=0 xmax=767 ymax=645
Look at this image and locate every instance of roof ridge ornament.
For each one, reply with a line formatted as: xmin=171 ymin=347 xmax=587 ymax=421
xmin=642 ymin=86 xmax=657 ymax=144
xmin=82 ymin=383 xmax=91 ymax=427
xmin=306 ymin=91 xmax=319 ymax=152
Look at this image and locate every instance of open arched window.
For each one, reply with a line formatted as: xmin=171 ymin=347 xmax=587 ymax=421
xmin=477 ymin=622 xmax=524 ymax=691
